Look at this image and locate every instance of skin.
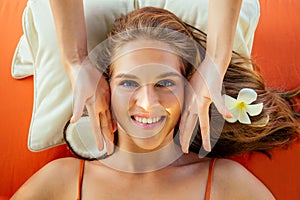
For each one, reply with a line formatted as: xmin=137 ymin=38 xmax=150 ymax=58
xmin=110 ymin=40 xmax=184 ymax=153
xmin=11 ymin=40 xmax=275 ymax=200
xmin=49 ymin=0 xmax=115 ymax=154
xmin=179 ymin=0 xmax=242 ymax=153
xmin=49 ymin=0 xmax=242 ymax=154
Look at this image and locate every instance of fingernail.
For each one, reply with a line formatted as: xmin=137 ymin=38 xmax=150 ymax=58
xmin=206 ymin=144 xmax=211 ymax=152
xmin=182 ymin=147 xmax=188 ymax=154
xmin=70 ymin=116 xmax=75 ymax=123
xmin=229 ymin=111 xmax=232 ymax=115
xmin=108 ymin=143 xmax=114 ymax=155
xmin=226 ymin=112 xmax=233 ymax=118
xmin=183 ymin=145 xmax=189 ymax=154
xmin=98 ymin=145 xmax=104 ymax=151
xmin=97 ymin=141 xmax=104 ymax=151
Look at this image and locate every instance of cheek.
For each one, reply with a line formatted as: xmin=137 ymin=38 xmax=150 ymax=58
xmin=111 ymin=87 xmax=131 ymax=120
xmin=160 ymin=86 xmax=184 ymax=118
xmin=111 ymin=86 xmax=141 ymax=125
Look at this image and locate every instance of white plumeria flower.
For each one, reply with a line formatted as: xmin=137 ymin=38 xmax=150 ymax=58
xmin=224 ymin=88 xmax=263 ymax=124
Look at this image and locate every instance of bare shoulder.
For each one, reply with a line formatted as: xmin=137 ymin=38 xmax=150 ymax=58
xmin=11 ymin=157 xmax=81 ymax=200
xmin=212 ymin=159 xmax=275 ymax=200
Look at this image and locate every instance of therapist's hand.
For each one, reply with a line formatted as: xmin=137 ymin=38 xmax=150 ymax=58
xmin=69 ymin=58 xmax=115 ymax=155
xmin=179 ymin=56 xmax=232 ymax=153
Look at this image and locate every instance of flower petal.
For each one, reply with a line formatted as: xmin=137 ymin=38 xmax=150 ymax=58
xmin=224 ymin=94 xmax=238 ymax=110
xmin=238 ymin=109 xmax=251 ymax=124
xmin=246 ymin=103 xmax=263 ymax=116
xmin=237 ymin=88 xmax=257 ymax=104
xmin=228 ymin=106 xmax=241 ymax=121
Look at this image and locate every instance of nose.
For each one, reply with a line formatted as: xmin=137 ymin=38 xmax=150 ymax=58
xmin=134 ymin=84 xmax=160 ymax=111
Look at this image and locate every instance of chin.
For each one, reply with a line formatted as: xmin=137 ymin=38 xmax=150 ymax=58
xmin=131 ymin=134 xmax=169 ymax=152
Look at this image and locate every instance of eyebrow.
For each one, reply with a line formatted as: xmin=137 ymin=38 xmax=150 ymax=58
xmin=114 ymin=73 xmax=138 ymax=79
xmin=157 ymin=72 xmax=182 ymax=79
xmin=114 ymin=72 xmax=182 ymax=79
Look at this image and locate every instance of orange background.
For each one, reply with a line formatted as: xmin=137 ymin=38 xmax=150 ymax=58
xmin=0 ymin=0 xmax=300 ymax=199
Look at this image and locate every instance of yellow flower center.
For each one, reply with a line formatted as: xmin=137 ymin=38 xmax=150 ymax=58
xmin=236 ymin=102 xmax=247 ymax=110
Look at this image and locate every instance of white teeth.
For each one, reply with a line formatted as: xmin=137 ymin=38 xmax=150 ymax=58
xmin=142 ymin=118 xmax=147 ymax=123
xmin=134 ymin=116 xmax=162 ymax=124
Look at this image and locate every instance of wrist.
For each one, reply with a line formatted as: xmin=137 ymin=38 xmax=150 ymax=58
xmin=62 ymin=46 xmax=88 ymax=64
xmin=62 ymin=53 xmax=87 ymax=88
xmin=64 ymin=63 xmax=81 ymax=89
xmin=203 ymin=54 xmax=230 ymax=77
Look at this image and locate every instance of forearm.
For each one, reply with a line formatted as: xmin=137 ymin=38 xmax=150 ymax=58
xmin=206 ymin=0 xmax=242 ymax=74
xmin=49 ymin=0 xmax=87 ymax=71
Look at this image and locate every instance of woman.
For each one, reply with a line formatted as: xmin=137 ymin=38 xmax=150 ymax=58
xmin=12 ymin=7 xmax=299 ymax=200
xmin=49 ymin=0 xmax=242 ymax=154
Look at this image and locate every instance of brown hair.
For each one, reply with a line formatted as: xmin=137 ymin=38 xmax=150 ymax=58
xmin=94 ymin=7 xmax=300 ymax=158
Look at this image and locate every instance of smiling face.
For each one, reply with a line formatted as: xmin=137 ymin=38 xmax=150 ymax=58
xmin=109 ymin=40 xmax=185 ymax=152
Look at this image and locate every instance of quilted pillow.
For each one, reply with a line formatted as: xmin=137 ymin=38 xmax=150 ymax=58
xmin=11 ymin=0 xmax=260 ymax=151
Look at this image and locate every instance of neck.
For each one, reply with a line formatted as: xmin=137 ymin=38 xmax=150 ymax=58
xmin=100 ymin=139 xmax=183 ymax=173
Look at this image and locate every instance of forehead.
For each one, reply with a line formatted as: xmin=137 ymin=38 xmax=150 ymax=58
xmin=111 ymin=40 xmax=182 ymax=77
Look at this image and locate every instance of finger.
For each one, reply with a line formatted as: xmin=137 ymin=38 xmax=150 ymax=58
xmin=198 ymin=97 xmax=212 ymax=152
xmin=86 ymin=104 xmax=104 ymax=151
xmin=210 ymin=92 xmax=232 ymax=118
xmin=180 ymin=110 xmax=198 ymax=154
xmin=179 ymin=108 xmax=188 ymax=150
xmin=71 ymin=92 xmax=86 ymax=123
xmin=179 ymin=83 xmax=199 ymax=153
xmin=112 ymin=119 xmax=117 ymax=132
xmin=99 ymin=110 xmax=115 ymax=155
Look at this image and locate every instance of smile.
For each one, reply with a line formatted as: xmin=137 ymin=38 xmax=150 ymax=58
xmin=131 ymin=115 xmax=166 ymax=129
xmin=133 ymin=116 xmax=164 ymax=124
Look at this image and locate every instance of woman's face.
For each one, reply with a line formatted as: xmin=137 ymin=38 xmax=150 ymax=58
xmin=109 ymin=40 xmax=185 ymax=152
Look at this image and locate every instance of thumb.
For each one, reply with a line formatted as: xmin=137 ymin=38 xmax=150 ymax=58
xmin=211 ymin=93 xmax=232 ymax=118
xmin=71 ymin=93 xmax=86 ymax=123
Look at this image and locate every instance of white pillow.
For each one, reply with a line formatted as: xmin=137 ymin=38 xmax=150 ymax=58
xmin=11 ymin=35 xmax=34 ymax=79
xmin=11 ymin=0 xmax=260 ymax=151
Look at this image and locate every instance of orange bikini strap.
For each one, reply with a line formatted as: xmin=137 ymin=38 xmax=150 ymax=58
xmin=205 ymin=158 xmax=217 ymax=200
xmin=77 ymin=159 xmax=85 ymax=200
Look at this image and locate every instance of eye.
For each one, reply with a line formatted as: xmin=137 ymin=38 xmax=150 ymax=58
xmin=155 ymin=80 xmax=175 ymax=88
xmin=119 ymin=80 xmax=139 ymax=88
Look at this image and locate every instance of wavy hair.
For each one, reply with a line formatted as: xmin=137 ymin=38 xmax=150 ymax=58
xmin=94 ymin=7 xmax=300 ymax=158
